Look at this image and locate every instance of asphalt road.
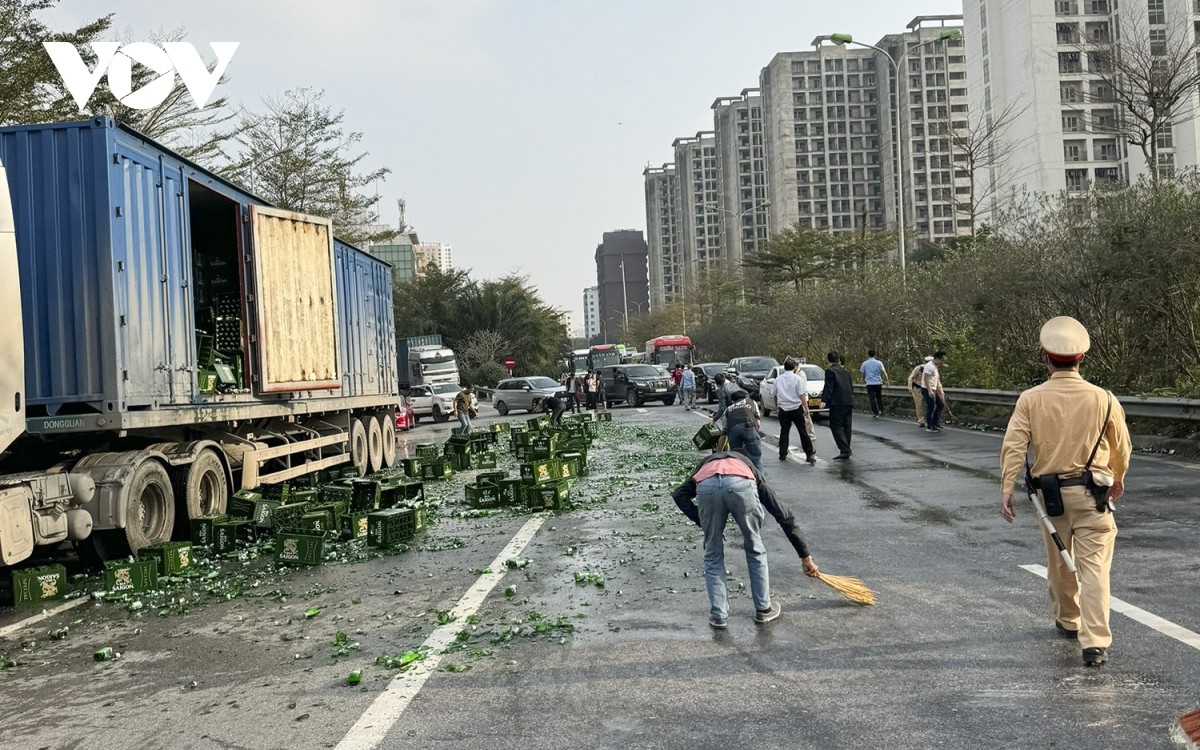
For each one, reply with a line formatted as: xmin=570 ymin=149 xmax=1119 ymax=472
xmin=1 ymin=404 xmax=1197 ymax=750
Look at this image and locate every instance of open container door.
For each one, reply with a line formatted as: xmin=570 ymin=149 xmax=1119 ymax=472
xmin=0 ymin=158 xmax=24 ymax=454
xmin=248 ymin=205 xmax=341 ymax=393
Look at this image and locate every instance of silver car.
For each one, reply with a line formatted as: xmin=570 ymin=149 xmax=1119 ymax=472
xmin=492 ymin=376 xmax=565 ymax=416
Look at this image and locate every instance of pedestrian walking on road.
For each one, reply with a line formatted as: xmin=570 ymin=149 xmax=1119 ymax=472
xmin=672 ymin=450 xmax=821 ymax=628
xmin=821 ymin=352 xmax=855 ymax=459
xmin=452 ymin=385 xmax=475 ymax=435
xmin=681 ymin=365 xmax=697 ymax=410
xmin=907 ymin=357 xmax=933 ymax=427
xmin=561 ymin=371 xmax=579 ymax=414
xmin=921 ymin=351 xmax=947 ymax=432
xmin=673 ymin=366 xmax=684 ymax=391
xmin=999 ymin=316 xmax=1131 ymax=668
xmin=775 ymin=359 xmax=817 ymax=464
xmin=574 ymin=374 xmax=587 ymax=411
xmin=860 ymin=350 xmax=889 ymax=419
xmin=723 ymin=390 xmax=763 ymax=470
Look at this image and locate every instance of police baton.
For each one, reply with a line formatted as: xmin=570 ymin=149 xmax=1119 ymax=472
xmin=1027 ymin=480 xmax=1077 ymax=576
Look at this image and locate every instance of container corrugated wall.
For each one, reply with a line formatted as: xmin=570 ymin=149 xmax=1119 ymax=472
xmin=334 ymin=239 xmax=397 ymax=398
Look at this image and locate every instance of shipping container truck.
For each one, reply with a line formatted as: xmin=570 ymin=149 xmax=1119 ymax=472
xmin=396 ymin=334 xmax=459 ymax=391
xmin=0 ymin=118 xmax=399 ymax=567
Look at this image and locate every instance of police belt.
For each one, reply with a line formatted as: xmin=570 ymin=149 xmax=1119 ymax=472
xmin=1027 ymin=475 xmax=1087 ymax=489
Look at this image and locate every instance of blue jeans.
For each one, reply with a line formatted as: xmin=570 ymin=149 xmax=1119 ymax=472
xmin=725 ymin=424 xmax=763 ymax=471
xmin=456 ymin=411 xmax=471 ymax=435
xmin=922 ymin=387 xmax=942 ymax=429
xmin=696 ymin=475 xmax=770 ymax=620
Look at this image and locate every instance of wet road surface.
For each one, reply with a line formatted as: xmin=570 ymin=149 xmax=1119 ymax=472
xmin=1 ymin=405 xmax=1197 ymax=749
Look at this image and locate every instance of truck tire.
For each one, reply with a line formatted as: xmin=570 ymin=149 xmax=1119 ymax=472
xmin=627 ymin=388 xmax=643 ymax=408
xmin=366 ymin=414 xmax=385 ymax=474
xmin=349 ymin=418 xmax=368 ymax=477
xmin=121 ymin=460 xmax=176 ymax=555
xmin=379 ymin=414 xmax=397 ymax=468
xmin=495 ymin=400 xmax=509 ymax=416
xmin=171 ymin=448 xmax=227 ymax=538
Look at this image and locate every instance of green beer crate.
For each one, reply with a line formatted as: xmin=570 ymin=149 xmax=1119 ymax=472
xmin=400 ymin=458 xmax=422 ymax=478
xmin=337 ymin=466 xmax=362 ymax=479
xmin=421 ymin=458 xmax=454 ymax=480
xmin=293 ymin=470 xmax=328 ymax=488
xmin=251 ymin=499 xmax=282 ymax=528
xmin=527 ymin=415 xmax=549 ymax=431
xmin=291 ymin=488 xmax=319 ymax=504
xmin=498 ymin=477 xmax=524 ymax=506
xmin=476 ymin=470 xmax=507 ymax=486
xmin=260 ymin=483 xmax=294 ymax=502
xmin=367 ymin=508 xmax=416 ymax=547
xmin=228 ymin=489 xmax=263 ymax=519
xmin=342 ymin=512 xmax=370 ymax=540
xmin=470 ymin=451 xmax=498 ymax=469
xmin=212 ymin=520 xmax=250 ymax=554
xmin=351 ymin=478 xmax=385 ymax=511
xmin=299 ymin=510 xmax=336 ymax=535
xmin=583 ymin=421 xmax=600 ymax=438
xmin=270 ymin=502 xmax=310 ymax=532
xmin=559 ymin=452 xmax=584 ymax=479
xmin=511 ymin=430 xmax=535 ymax=447
xmin=274 ymin=530 xmax=329 ymax=566
xmin=320 ymin=480 xmax=355 ymax=507
xmin=520 ymin=459 xmax=561 ymax=486
xmin=415 ymin=443 xmax=441 ymax=461
xmin=11 ymin=565 xmax=67 ymax=607
xmin=394 ymin=479 xmax=425 ymax=503
xmin=692 ymin=423 xmax=723 ymax=450
xmin=138 ymin=541 xmax=193 ymax=576
xmin=449 ymin=452 xmax=473 ymax=472
xmin=190 ymin=514 xmax=229 ymax=547
xmin=103 ymin=559 xmax=159 ymax=595
xmin=597 ymin=411 xmax=612 ymax=422
xmin=490 ymin=421 xmax=511 ymax=433
xmin=464 ymin=482 xmax=501 ymax=509
xmin=399 ymin=501 xmax=428 ymax=534
xmin=525 ymin=480 xmax=570 ymax=511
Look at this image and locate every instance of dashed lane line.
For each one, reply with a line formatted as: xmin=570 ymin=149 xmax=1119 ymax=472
xmin=334 ymin=514 xmax=549 ymax=750
xmin=0 ymin=596 xmax=91 ymax=640
xmin=1020 ymin=564 xmax=1200 ymax=651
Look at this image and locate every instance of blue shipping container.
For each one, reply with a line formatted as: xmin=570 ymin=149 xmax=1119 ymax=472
xmin=0 ymin=118 xmax=396 ymax=433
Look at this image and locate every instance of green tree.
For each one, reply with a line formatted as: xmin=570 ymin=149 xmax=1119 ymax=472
xmin=224 ymin=88 xmax=393 ymax=245
xmin=742 ymin=222 xmax=836 ymax=291
xmin=0 ymin=0 xmax=112 ymax=125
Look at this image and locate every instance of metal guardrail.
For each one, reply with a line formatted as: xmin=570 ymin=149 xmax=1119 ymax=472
xmin=859 ymin=384 xmax=1200 ymax=421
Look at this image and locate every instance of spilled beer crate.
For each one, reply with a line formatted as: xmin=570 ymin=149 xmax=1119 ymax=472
xmin=400 ymin=458 xmax=422 ymax=478
xmin=525 ymin=480 xmax=570 ymax=511
xmin=559 ymin=452 xmax=584 ymax=479
xmin=520 ymin=459 xmax=561 ymax=486
xmin=190 ymin=514 xmax=230 ymax=547
xmin=342 ymin=512 xmax=370 ymax=540
xmin=367 ymin=508 xmax=417 ymax=547
xmin=212 ymin=519 xmax=250 ymax=554
xmin=415 ymin=443 xmax=441 ymax=461
xmin=692 ymin=423 xmax=723 ymax=450
xmin=270 ymin=502 xmax=311 ymax=532
xmin=274 ymin=530 xmax=330 ymax=565
xmin=103 ymin=558 xmax=159 ymax=595
xmin=470 ymin=451 xmax=498 ymax=469
xmin=498 ymin=478 xmax=524 ymax=506
xmin=464 ymin=482 xmax=501 ymax=509
xmin=320 ymin=480 xmax=355 ymax=507
xmin=476 ymin=471 xmax=507 ymax=486
xmin=138 ymin=541 xmax=193 ymax=576
xmin=421 ymin=458 xmax=454 ymax=481
xmin=11 ymin=564 xmax=67 ymax=607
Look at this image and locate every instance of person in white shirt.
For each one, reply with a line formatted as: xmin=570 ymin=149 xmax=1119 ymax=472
xmin=907 ymin=357 xmax=934 ymax=427
xmin=921 ymin=351 xmax=947 ymax=431
xmin=773 ymin=359 xmax=817 ymax=464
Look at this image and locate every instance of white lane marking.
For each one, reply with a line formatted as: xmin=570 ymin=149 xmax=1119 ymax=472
xmin=335 ymin=515 xmax=549 ymax=750
xmin=636 ymin=408 xmax=648 ymax=414
xmin=0 ymin=596 xmax=91 ymax=639
xmin=1020 ymin=564 xmax=1200 ymax=651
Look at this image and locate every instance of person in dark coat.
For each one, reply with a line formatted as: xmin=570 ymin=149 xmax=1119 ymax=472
xmin=821 ymin=351 xmax=856 ymax=459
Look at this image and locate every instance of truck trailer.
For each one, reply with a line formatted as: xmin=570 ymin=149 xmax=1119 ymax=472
xmin=0 ymin=118 xmax=399 ymax=567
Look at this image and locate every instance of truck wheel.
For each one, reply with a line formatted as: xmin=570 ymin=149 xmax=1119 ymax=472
xmin=366 ymin=414 xmax=385 ymax=474
xmin=379 ymin=414 xmax=397 ymax=468
xmin=349 ymin=418 xmax=368 ymax=477
xmin=433 ymin=406 xmax=449 ymax=423
xmin=121 ymin=460 xmax=176 ymax=555
xmin=627 ymin=389 xmax=643 ymax=408
xmin=495 ymin=400 xmax=509 ymax=416
xmin=171 ymin=448 xmax=227 ymax=538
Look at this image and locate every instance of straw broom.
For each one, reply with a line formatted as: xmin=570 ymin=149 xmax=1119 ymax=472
xmin=816 ymin=572 xmax=876 ymax=605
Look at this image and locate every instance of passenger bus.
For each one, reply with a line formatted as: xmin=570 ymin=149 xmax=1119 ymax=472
xmin=587 ymin=344 xmax=622 ymax=370
xmin=566 ymin=348 xmax=591 ymax=375
xmin=644 ymin=335 xmax=695 ymax=368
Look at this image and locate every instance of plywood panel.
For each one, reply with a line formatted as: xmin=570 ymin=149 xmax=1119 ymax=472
xmin=250 ymin=206 xmax=339 ymax=392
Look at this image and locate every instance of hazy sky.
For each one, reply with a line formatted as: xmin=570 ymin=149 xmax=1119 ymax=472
xmin=47 ymin=0 xmax=963 ymax=325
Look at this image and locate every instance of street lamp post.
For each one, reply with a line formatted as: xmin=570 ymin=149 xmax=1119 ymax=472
xmin=822 ymin=29 xmax=962 ymax=287
xmin=619 ymin=258 xmax=629 ymax=330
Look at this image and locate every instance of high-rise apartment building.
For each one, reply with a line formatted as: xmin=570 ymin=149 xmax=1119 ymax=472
xmin=594 ymin=231 xmax=649 ymax=342
xmin=643 ymin=164 xmax=679 ymax=310
xmin=876 ymin=17 xmax=973 ymax=241
xmin=366 ymin=243 xmax=417 ymax=282
xmin=672 ymin=133 xmax=723 ymax=286
xmin=965 ymin=0 xmax=1200 ymax=217
xmin=582 ymin=286 xmax=600 ymax=340
xmin=414 ymin=242 xmax=453 ymax=272
xmin=712 ymin=89 xmax=770 ymax=267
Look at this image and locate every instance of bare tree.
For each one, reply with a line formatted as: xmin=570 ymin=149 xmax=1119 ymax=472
xmin=946 ymin=100 xmax=1030 ymax=233
xmin=459 ymin=329 xmax=511 ymax=370
xmin=1078 ymin=14 xmax=1200 ymax=185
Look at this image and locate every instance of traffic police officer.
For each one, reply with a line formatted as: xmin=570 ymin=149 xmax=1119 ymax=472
xmin=999 ymin=316 xmax=1131 ymax=667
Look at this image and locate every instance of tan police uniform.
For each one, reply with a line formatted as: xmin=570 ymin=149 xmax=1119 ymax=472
xmin=907 ymin=357 xmax=933 ymax=426
xmin=1000 ymin=317 xmax=1132 ymax=658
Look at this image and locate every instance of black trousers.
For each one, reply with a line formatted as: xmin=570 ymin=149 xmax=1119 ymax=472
xmin=564 ymin=391 xmax=578 ymax=413
xmin=777 ymin=408 xmax=816 ymax=458
xmin=829 ymin=406 xmax=853 ymax=456
xmin=866 ymin=384 xmax=883 ymax=415
xmin=551 ymin=404 xmax=566 ymax=424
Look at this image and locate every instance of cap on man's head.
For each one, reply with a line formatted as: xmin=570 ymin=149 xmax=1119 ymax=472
xmin=924 ymin=356 xmax=935 ymax=362
xmin=1040 ymin=316 xmax=1090 ymax=363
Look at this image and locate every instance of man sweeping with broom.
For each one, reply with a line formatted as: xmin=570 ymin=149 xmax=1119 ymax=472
xmin=671 ymin=449 xmax=821 ymax=628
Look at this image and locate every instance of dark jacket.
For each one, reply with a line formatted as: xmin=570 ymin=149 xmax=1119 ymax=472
xmin=712 ymin=382 xmax=738 ymax=422
xmin=821 ymin=364 xmax=855 ymax=407
xmin=671 ymin=452 xmax=811 ymax=559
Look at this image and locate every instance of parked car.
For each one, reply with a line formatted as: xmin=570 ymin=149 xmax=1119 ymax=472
xmin=492 ymin=376 xmax=565 ymax=416
xmin=597 ymin=364 xmax=676 ymax=407
xmin=694 ymin=362 xmax=729 ymax=404
xmin=394 ymin=397 xmax=415 ymax=431
xmin=759 ymin=364 xmax=827 ymax=417
xmin=726 ymin=356 xmax=780 ymax=398
xmin=407 ymin=383 xmax=476 ymax=423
